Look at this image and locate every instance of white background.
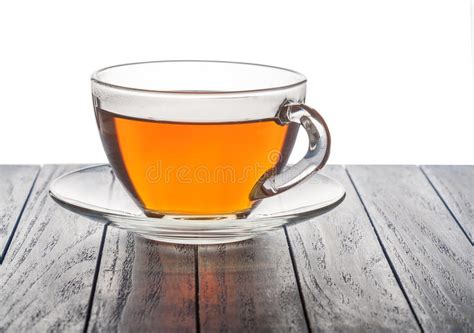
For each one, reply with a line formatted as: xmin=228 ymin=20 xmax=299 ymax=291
xmin=1 ymin=0 xmax=472 ymax=164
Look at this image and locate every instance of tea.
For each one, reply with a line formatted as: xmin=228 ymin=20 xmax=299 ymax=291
xmin=96 ymin=109 xmax=298 ymax=216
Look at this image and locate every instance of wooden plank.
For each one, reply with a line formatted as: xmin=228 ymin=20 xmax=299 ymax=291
xmin=421 ymin=165 xmax=474 ymax=243
xmin=286 ymin=165 xmax=420 ymax=332
xmin=347 ymin=165 xmax=474 ymax=332
xmin=0 ymin=165 xmax=39 ymax=261
xmin=198 ymin=233 xmax=308 ymax=332
xmin=0 ymin=165 xmax=105 ymax=332
xmin=88 ymin=228 xmax=196 ymax=332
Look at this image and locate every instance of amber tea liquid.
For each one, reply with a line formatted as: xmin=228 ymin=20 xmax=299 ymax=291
xmin=96 ymin=109 xmax=298 ymax=216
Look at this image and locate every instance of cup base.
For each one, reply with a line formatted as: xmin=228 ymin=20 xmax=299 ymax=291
xmin=143 ymin=209 xmax=252 ymax=221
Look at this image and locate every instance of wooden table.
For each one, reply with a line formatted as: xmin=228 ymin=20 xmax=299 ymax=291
xmin=0 ymin=165 xmax=472 ymax=332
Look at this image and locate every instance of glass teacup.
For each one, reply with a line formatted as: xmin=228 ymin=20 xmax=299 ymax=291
xmin=91 ymin=61 xmax=330 ymax=218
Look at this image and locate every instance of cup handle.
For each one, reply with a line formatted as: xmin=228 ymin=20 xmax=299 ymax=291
xmin=252 ymin=102 xmax=331 ymax=199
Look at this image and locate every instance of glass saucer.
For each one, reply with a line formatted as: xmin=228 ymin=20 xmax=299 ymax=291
xmin=49 ymin=164 xmax=345 ymax=244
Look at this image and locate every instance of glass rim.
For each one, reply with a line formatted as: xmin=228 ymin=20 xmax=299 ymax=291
xmin=91 ymin=60 xmax=307 ymax=95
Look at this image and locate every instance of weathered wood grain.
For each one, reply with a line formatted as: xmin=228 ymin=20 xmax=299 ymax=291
xmin=286 ymin=165 xmax=420 ymax=332
xmin=0 ymin=165 xmax=39 ymax=261
xmin=198 ymin=232 xmax=308 ymax=332
xmin=88 ymin=228 xmax=196 ymax=333
xmin=347 ymin=165 xmax=474 ymax=332
xmin=0 ymin=165 xmax=104 ymax=332
xmin=1 ymin=164 xmax=472 ymax=332
xmin=421 ymin=165 xmax=474 ymax=244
